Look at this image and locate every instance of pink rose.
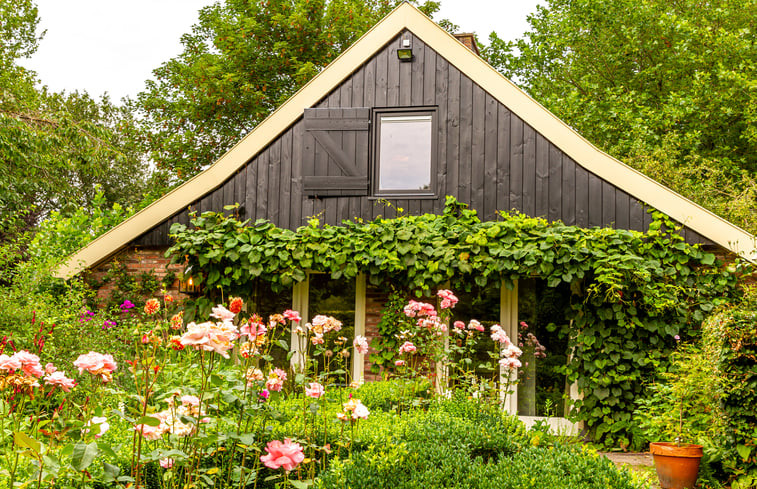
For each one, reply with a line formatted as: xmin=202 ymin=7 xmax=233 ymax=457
xmin=240 ymin=320 xmax=266 ymax=338
xmin=398 ymin=341 xmax=417 ymax=354
xmin=468 ymin=320 xmax=485 ymax=332
xmin=44 ymin=371 xmax=76 ymax=392
xmin=0 ymin=353 xmax=22 ymax=373
xmin=12 ymin=351 xmax=44 ymax=377
xmin=453 ymin=320 xmax=465 ymax=330
xmin=394 ymin=360 xmax=405 ymax=367
xmin=135 ymin=423 xmax=164 ymax=441
xmin=305 ymin=382 xmax=325 ymax=398
xmin=160 ymin=458 xmax=174 ymax=469
xmin=210 ymin=305 xmax=235 ymax=322
xmin=73 ymin=352 xmax=117 ymax=381
xmin=283 ymin=309 xmax=301 ymax=322
xmin=437 ymin=289 xmax=459 ymax=309
xmin=260 ymin=438 xmax=305 ymax=471
xmin=353 ymin=335 xmax=369 ymax=355
xmin=45 ymin=363 xmax=56 ymax=374
xmin=180 ymin=395 xmax=200 ymax=407
xmin=490 ymin=325 xmax=510 ymax=345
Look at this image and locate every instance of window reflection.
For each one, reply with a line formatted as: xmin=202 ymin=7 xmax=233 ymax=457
xmin=378 ymin=114 xmax=433 ymax=192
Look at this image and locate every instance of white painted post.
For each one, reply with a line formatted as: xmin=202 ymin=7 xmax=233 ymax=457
xmin=499 ymin=281 xmax=519 ymax=414
xmin=290 ymin=275 xmax=309 ymax=372
xmin=352 ymin=273 xmax=366 ymax=383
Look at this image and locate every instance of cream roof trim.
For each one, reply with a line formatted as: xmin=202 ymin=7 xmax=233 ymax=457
xmin=56 ymin=3 xmax=756 ymax=278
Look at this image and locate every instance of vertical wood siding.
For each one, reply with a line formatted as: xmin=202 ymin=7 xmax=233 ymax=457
xmin=133 ymin=30 xmax=711 ymax=247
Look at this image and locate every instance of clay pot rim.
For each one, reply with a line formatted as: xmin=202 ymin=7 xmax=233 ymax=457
xmin=649 ymin=442 xmax=704 ymax=458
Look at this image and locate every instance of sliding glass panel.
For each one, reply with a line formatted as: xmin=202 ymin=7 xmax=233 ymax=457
xmin=449 ymin=285 xmax=500 ymax=384
xmin=246 ymin=280 xmax=293 ymax=368
xmin=517 ymin=278 xmax=571 ymax=417
xmin=307 ymin=274 xmax=356 ymax=383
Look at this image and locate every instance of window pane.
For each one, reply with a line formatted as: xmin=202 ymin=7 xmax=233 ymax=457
xmin=308 ymin=274 xmax=356 ymax=382
xmin=246 ymin=280 xmax=293 ymax=368
xmin=450 ymin=285 xmax=500 ymax=378
xmin=378 ymin=115 xmax=432 ymax=192
xmin=517 ymin=279 xmax=571 ymax=417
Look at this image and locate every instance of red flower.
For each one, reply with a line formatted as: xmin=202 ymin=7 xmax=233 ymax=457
xmin=229 ymin=297 xmax=244 ymax=314
xmin=144 ymin=299 xmax=160 ymax=315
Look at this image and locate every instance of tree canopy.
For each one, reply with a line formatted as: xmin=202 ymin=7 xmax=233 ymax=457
xmin=132 ymin=0 xmax=445 ymax=182
xmin=482 ymin=0 xmax=757 ymax=233
xmin=0 ymin=0 xmax=149 ymax=242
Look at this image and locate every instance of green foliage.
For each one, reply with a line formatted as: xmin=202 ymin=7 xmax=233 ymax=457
xmin=27 ymin=188 xmax=135 ymax=266
xmin=166 ymin=197 xmax=747 ymax=446
xmin=635 ymin=333 xmax=727 ymax=447
xmin=132 ymin=0 xmax=445 ymax=181
xmin=368 ymin=287 xmax=411 ymax=375
xmin=713 ymin=294 xmax=757 ymax=487
xmin=351 ymin=378 xmax=431 ymax=412
xmin=0 ymin=0 xmax=149 ymax=246
xmin=316 ymin=397 xmax=641 ymax=489
xmin=483 ymin=0 xmax=757 ymax=233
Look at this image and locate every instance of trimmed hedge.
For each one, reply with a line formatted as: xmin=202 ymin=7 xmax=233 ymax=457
xmin=315 ymin=396 xmax=642 ymax=489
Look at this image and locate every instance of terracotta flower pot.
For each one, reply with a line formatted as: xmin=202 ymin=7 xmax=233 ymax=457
xmin=650 ymin=442 xmax=703 ymax=489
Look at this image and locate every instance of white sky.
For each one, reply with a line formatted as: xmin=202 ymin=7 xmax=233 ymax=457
xmin=21 ymin=0 xmax=543 ymax=103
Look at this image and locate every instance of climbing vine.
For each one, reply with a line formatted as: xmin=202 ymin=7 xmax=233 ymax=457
xmin=166 ymin=196 xmax=749 ymax=446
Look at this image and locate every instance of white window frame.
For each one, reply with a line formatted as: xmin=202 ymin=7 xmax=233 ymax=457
xmin=290 ymin=272 xmax=366 ymax=382
xmin=500 ymin=281 xmax=582 ymax=435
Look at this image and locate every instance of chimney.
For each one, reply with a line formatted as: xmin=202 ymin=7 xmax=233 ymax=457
xmin=453 ymin=33 xmax=480 ymax=55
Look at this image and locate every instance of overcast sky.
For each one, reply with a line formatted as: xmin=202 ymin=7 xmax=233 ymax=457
xmin=21 ymin=0 xmax=543 ymax=103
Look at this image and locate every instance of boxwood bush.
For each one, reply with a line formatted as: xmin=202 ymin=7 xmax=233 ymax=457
xmin=316 ymin=395 xmax=642 ymax=489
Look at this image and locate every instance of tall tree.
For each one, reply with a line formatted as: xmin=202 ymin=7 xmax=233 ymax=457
xmin=0 ymin=0 xmax=149 ymax=240
xmin=133 ymin=0 xmax=445 ymax=182
xmin=483 ymin=0 xmax=757 ymax=233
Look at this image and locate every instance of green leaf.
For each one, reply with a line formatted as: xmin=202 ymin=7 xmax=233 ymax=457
xmin=136 ymin=416 xmax=161 ymax=427
xmin=71 ymin=442 xmax=99 ymax=472
xmin=14 ymin=432 xmax=41 ymax=455
xmin=290 ymin=480 xmax=313 ymax=489
xmin=103 ymin=462 xmax=121 ymax=482
xmin=737 ymin=444 xmax=752 ymax=461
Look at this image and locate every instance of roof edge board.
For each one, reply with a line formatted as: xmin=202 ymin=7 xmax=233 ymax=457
xmin=399 ymin=7 xmax=756 ymax=261
xmin=55 ymin=3 xmax=756 ymax=278
xmin=54 ymin=3 xmax=416 ymax=278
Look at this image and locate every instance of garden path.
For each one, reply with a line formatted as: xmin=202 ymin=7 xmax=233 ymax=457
xmin=599 ymin=452 xmax=659 ymax=488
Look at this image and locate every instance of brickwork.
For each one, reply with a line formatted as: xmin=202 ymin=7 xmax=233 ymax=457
xmin=87 ymin=246 xmax=185 ymax=305
xmin=363 ymin=285 xmax=390 ymax=381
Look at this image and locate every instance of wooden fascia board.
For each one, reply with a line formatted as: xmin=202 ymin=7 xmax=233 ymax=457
xmin=55 ymin=3 xmax=755 ymax=279
xmin=54 ymin=3 xmax=417 ymax=278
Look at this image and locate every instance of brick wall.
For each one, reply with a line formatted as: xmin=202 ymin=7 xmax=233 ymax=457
xmin=363 ymin=284 xmax=390 ymax=380
xmin=87 ymin=246 xmax=185 ymax=305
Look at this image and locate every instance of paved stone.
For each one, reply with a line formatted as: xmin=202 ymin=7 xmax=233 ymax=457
xmin=599 ymin=452 xmax=654 ymax=467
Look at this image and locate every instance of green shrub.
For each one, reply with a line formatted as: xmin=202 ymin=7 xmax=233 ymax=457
xmin=353 ymin=378 xmax=431 ymax=412
xmin=316 ymin=397 xmax=641 ymax=489
xmin=634 ymin=287 xmax=757 ymax=488
xmin=715 ymin=299 xmax=757 ymax=488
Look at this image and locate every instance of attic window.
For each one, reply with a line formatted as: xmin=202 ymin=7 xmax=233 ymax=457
xmin=374 ymin=109 xmax=437 ymax=196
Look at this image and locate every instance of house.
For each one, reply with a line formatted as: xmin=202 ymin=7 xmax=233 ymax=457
xmin=55 ymin=3 xmax=755 ymax=431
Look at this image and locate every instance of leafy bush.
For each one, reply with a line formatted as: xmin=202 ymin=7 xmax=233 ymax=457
xmin=351 ymin=378 xmax=431 ymax=412
xmin=316 ymin=398 xmax=641 ymax=489
xmin=715 ymin=293 xmax=757 ymax=488
xmin=635 ymin=286 xmax=757 ymax=488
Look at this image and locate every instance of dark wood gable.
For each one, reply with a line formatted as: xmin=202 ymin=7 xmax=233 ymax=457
xmin=132 ymin=29 xmax=712 ymax=248
xmin=302 ymin=108 xmax=370 ymax=196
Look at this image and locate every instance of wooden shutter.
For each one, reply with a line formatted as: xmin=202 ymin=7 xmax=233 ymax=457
xmin=302 ymin=107 xmax=370 ymax=196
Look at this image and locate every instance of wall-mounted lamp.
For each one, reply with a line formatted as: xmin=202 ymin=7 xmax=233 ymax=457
xmin=179 ymin=266 xmax=201 ymax=295
xmin=397 ymin=38 xmax=413 ymax=62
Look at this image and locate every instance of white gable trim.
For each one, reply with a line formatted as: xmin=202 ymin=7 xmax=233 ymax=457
xmin=55 ymin=3 xmax=755 ymax=277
